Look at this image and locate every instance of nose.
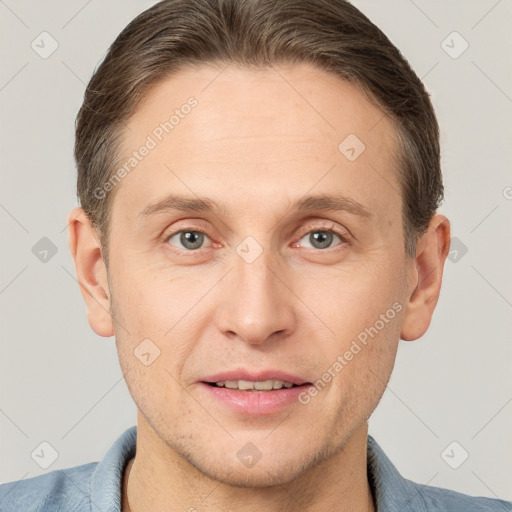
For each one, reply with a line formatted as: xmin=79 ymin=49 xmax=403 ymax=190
xmin=214 ymin=246 xmax=297 ymax=346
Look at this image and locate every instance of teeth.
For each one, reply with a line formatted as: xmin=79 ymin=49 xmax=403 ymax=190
xmin=214 ymin=380 xmax=296 ymax=390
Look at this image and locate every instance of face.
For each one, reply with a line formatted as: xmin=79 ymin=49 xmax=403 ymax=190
xmin=87 ymin=63 xmax=417 ymax=486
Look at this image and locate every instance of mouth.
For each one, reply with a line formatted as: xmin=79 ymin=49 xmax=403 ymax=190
xmin=203 ymin=379 xmax=305 ymax=391
xmin=199 ymin=379 xmax=313 ymax=416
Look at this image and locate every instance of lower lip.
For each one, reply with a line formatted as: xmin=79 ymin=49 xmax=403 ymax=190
xmin=198 ymin=382 xmax=310 ymax=416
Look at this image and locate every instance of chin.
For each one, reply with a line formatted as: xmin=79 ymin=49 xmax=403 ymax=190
xmin=198 ymin=462 xmax=303 ymax=489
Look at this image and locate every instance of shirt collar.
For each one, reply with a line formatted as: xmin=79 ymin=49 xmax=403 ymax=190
xmin=367 ymin=434 xmax=428 ymax=511
xmin=90 ymin=425 xmax=137 ymax=512
xmin=90 ymin=426 xmax=421 ymax=512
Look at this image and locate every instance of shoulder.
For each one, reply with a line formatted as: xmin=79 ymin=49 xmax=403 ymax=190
xmin=406 ymin=477 xmax=512 ymax=511
xmin=366 ymin=435 xmax=511 ymax=512
xmin=0 ymin=426 xmax=136 ymax=512
xmin=0 ymin=462 xmax=97 ymax=512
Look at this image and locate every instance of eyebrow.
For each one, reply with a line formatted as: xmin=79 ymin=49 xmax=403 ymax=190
xmin=137 ymin=193 xmax=373 ymax=219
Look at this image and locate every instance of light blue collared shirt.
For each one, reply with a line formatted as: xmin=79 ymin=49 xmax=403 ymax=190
xmin=1 ymin=426 xmax=510 ymax=511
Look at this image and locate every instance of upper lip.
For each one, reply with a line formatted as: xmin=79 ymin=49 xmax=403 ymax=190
xmin=200 ymin=369 xmax=311 ymax=386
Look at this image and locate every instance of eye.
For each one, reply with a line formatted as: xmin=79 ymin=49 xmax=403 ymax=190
xmin=298 ymin=228 xmax=347 ymax=250
xmin=163 ymin=224 xmax=349 ymax=254
xmin=166 ymin=229 xmax=211 ymax=251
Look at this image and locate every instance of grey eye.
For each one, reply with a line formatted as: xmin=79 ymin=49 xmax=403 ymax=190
xmin=300 ymin=231 xmax=342 ymax=250
xmin=168 ymin=230 xmax=208 ymax=250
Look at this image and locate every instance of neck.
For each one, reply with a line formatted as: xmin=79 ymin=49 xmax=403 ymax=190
xmin=122 ymin=415 xmax=375 ymax=512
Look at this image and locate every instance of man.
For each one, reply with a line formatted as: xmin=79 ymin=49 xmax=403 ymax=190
xmin=1 ymin=0 xmax=510 ymax=511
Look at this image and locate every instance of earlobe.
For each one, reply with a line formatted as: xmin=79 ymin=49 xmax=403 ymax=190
xmin=400 ymin=214 xmax=451 ymax=341
xmin=67 ymin=207 xmax=114 ymax=337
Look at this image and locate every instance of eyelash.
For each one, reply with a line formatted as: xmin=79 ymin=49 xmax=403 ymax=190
xmin=162 ymin=223 xmax=350 ymax=254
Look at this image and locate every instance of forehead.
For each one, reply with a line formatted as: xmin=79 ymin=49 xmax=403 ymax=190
xmin=127 ymin=61 xmax=396 ymax=150
xmin=114 ymin=62 xmax=401 ymax=220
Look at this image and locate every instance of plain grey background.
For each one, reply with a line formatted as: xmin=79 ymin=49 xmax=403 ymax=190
xmin=1 ymin=0 xmax=511 ymax=501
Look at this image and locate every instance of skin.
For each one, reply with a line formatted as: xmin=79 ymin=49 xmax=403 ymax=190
xmin=68 ymin=62 xmax=450 ymax=512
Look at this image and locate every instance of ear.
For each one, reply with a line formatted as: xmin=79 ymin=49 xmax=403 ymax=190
xmin=67 ymin=207 xmax=114 ymax=337
xmin=401 ymin=214 xmax=451 ymax=341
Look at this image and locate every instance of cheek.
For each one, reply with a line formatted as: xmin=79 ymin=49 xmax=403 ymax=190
xmin=112 ymin=262 xmax=202 ymax=328
xmin=303 ymin=259 xmax=404 ymax=331
xmin=322 ymin=308 xmax=402 ymax=423
xmin=110 ymin=266 xmax=211 ymax=382
xmin=304 ymin=259 xmax=404 ymax=388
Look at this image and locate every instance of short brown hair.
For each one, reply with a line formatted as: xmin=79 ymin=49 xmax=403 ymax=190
xmin=74 ymin=0 xmax=443 ymax=267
